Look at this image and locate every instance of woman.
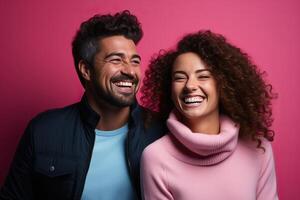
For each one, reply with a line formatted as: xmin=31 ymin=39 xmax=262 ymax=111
xmin=140 ymin=31 xmax=278 ymax=200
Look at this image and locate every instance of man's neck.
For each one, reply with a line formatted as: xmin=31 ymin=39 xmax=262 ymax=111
xmin=86 ymin=92 xmax=131 ymax=131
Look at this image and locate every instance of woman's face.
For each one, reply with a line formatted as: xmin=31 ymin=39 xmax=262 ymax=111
xmin=171 ymin=52 xmax=219 ymax=123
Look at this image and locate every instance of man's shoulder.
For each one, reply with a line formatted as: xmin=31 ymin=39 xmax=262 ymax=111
xmin=136 ymin=105 xmax=167 ymax=137
xmin=136 ymin=105 xmax=164 ymax=128
xmin=29 ymin=102 xmax=81 ymax=131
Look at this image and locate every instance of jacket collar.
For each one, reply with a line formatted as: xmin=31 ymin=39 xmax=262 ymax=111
xmin=78 ymin=94 xmax=99 ymax=129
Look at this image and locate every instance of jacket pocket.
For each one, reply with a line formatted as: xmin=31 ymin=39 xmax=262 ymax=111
xmin=33 ymin=154 xmax=76 ymax=200
xmin=34 ymin=154 xmax=75 ymax=177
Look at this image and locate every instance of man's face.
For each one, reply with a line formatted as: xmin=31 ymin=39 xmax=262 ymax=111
xmin=89 ymin=35 xmax=141 ymax=107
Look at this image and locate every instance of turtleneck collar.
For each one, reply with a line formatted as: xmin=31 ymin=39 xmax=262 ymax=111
xmin=166 ymin=111 xmax=239 ymax=166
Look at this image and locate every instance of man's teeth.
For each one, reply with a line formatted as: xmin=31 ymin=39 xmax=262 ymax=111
xmin=115 ymin=81 xmax=133 ymax=87
xmin=184 ymin=96 xmax=204 ymax=103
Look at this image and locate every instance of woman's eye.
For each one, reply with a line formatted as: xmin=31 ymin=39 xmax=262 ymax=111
xmin=173 ymin=77 xmax=186 ymax=81
xmin=198 ymin=75 xmax=210 ymax=79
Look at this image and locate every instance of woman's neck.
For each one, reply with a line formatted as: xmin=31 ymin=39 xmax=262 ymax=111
xmin=180 ymin=112 xmax=220 ymax=135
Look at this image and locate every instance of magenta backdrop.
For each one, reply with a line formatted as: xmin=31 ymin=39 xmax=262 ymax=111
xmin=1 ymin=0 xmax=299 ymax=199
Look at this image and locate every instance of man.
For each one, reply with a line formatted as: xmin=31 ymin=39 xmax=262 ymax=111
xmin=0 ymin=11 xmax=165 ymax=200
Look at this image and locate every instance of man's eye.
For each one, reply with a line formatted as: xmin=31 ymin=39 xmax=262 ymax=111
xmin=108 ymin=58 xmax=122 ymax=64
xmin=131 ymin=59 xmax=141 ymax=65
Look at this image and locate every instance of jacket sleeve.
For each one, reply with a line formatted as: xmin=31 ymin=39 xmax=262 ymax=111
xmin=140 ymin=147 xmax=173 ymax=200
xmin=0 ymin=122 xmax=34 ymax=200
xmin=256 ymin=142 xmax=279 ymax=200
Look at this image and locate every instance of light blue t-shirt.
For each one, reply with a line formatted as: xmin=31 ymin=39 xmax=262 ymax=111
xmin=81 ymin=124 xmax=136 ymax=200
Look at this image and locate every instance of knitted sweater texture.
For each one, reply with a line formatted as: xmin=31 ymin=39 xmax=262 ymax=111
xmin=141 ymin=112 xmax=278 ymax=200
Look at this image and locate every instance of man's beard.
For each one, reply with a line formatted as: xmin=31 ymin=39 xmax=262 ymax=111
xmin=91 ymin=75 xmax=138 ymax=108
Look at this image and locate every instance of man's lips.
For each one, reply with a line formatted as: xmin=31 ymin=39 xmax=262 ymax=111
xmin=112 ymin=80 xmax=137 ymax=95
xmin=111 ymin=74 xmax=139 ymax=87
xmin=114 ymin=81 xmax=133 ymax=87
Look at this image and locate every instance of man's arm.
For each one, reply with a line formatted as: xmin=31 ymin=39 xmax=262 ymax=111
xmin=0 ymin=123 xmax=34 ymax=200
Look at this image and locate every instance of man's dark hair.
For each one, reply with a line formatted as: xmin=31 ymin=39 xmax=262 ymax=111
xmin=72 ymin=10 xmax=143 ymax=86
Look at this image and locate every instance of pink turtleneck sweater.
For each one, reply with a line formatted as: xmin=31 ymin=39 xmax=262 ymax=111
xmin=141 ymin=112 xmax=278 ymax=200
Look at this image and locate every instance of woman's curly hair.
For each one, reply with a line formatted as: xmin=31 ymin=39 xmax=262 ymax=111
xmin=141 ymin=30 xmax=276 ymax=148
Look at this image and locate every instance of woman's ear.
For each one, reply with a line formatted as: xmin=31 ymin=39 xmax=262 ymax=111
xmin=78 ymin=60 xmax=91 ymax=81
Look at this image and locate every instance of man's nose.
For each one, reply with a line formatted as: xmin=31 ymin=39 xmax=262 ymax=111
xmin=120 ymin=61 xmax=135 ymax=76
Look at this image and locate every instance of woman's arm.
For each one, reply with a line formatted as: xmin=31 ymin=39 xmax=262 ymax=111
xmin=257 ymin=141 xmax=279 ymax=200
xmin=140 ymin=146 xmax=173 ymax=200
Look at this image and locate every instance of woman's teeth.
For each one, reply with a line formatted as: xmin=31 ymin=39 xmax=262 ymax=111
xmin=184 ymin=96 xmax=204 ymax=104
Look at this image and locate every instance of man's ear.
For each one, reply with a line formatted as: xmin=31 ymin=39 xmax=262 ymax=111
xmin=78 ymin=60 xmax=91 ymax=81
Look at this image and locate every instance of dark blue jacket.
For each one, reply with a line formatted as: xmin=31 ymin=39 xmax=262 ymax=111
xmin=0 ymin=95 xmax=165 ymax=200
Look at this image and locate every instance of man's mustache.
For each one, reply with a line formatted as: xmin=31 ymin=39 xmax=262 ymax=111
xmin=111 ymin=74 xmax=139 ymax=85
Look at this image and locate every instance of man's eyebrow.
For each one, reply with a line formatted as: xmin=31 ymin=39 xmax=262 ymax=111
xmin=104 ymin=52 xmax=124 ymax=59
xmin=132 ymin=54 xmax=141 ymax=61
xmin=104 ymin=52 xmax=141 ymax=61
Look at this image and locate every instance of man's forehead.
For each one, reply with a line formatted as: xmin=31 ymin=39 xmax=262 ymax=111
xmin=97 ymin=36 xmax=139 ymax=57
xmin=99 ymin=36 xmax=136 ymax=49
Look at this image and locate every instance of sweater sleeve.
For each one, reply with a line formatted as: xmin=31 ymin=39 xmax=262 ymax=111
xmin=140 ymin=145 xmax=173 ymax=200
xmin=256 ymin=141 xmax=279 ymax=200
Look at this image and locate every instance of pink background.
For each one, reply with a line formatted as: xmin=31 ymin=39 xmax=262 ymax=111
xmin=1 ymin=0 xmax=299 ymax=199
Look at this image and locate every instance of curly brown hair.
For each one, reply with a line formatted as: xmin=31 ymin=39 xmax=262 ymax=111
xmin=141 ymin=30 xmax=276 ymax=148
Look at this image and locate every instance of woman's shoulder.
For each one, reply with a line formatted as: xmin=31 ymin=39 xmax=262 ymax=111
xmin=237 ymin=137 xmax=275 ymax=165
xmin=142 ymin=134 xmax=173 ymax=163
xmin=239 ymin=137 xmax=273 ymax=151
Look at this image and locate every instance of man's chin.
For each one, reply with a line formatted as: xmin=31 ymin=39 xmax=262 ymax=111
xmin=94 ymin=88 xmax=136 ymax=108
xmin=107 ymin=95 xmax=136 ymax=107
